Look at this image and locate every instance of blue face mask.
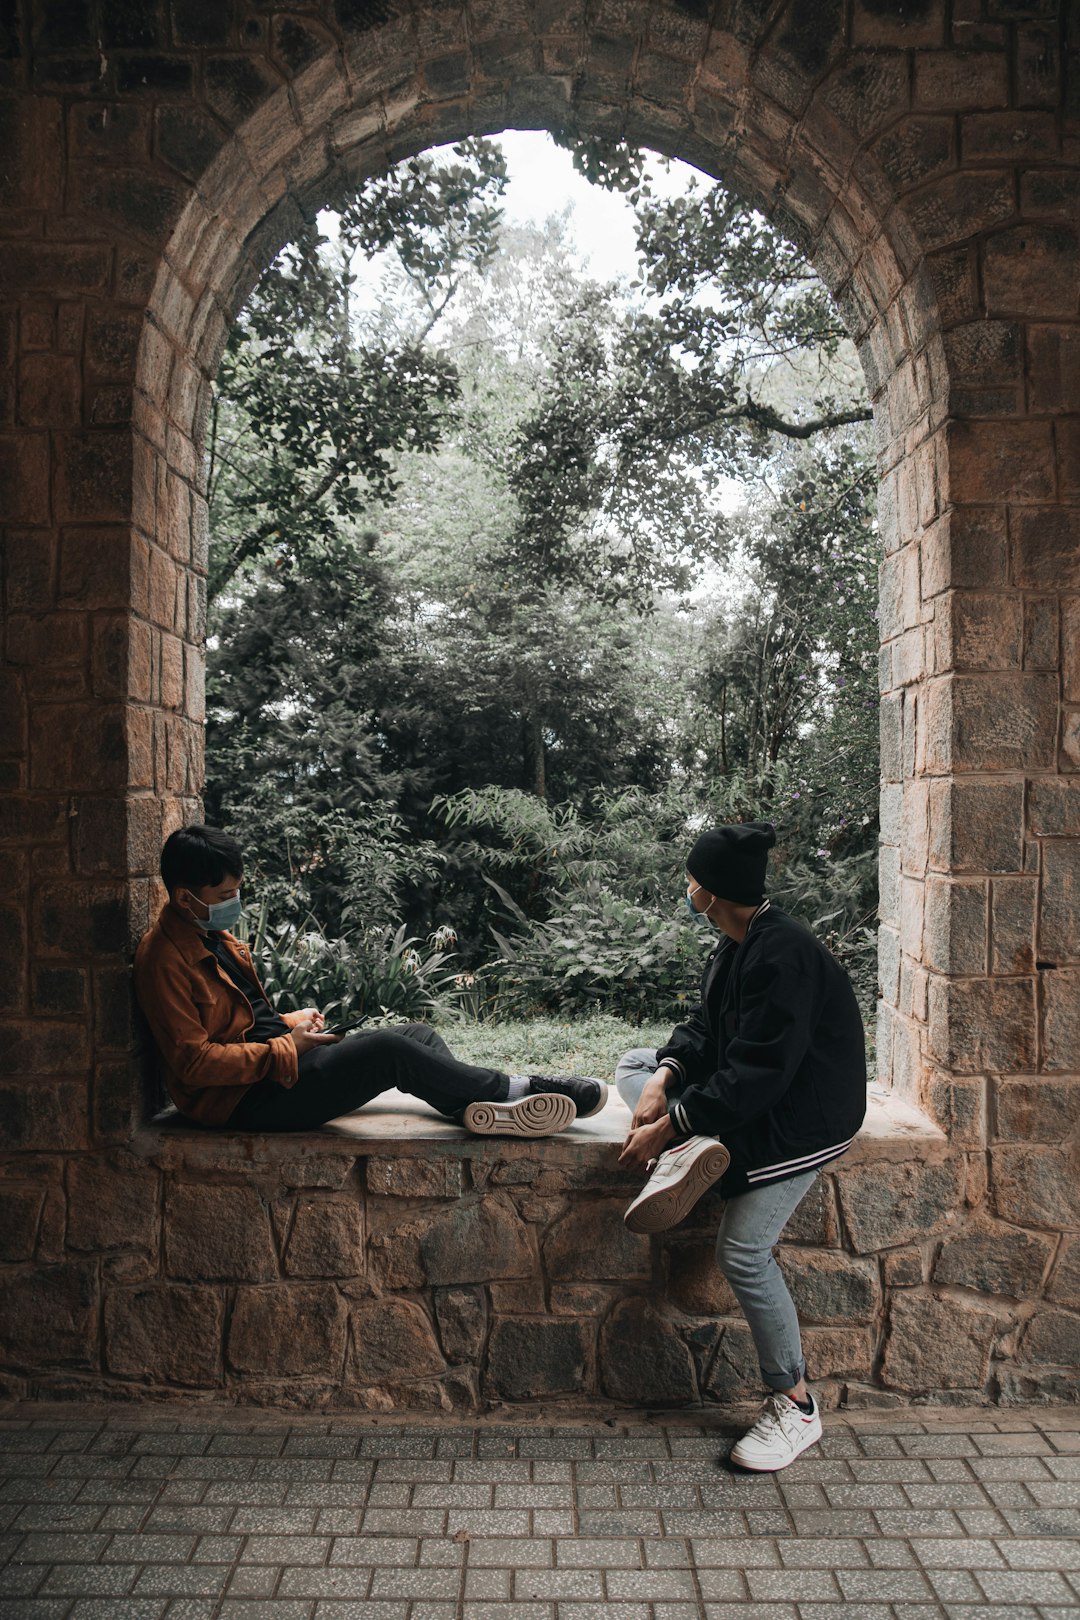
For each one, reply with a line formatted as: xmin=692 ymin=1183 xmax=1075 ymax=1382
xmin=186 ymin=893 xmax=243 ymax=932
xmin=685 ymin=891 xmax=700 ymax=919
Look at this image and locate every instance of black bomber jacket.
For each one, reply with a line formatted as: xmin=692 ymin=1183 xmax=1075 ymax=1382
xmin=658 ymin=903 xmax=867 ymax=1196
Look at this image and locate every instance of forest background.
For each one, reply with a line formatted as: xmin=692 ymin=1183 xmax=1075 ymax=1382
xmin=203 ymin=133 xmax=881 ymax=1070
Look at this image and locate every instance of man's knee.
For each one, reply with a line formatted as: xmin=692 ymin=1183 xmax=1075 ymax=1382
xmin=715 ymin=1232 xmax=770 ymax=1287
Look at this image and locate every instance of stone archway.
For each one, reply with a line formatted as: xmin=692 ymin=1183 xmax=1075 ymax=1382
xmin=2 ymin=1 xmax=1078 ymax=1405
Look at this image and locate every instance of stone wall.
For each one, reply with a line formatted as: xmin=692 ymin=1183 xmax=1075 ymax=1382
xmin=1 ymin=1101 xmax=1072 ymax=1412
xmin=2 ymin=0 xmax=1080 ymax=1407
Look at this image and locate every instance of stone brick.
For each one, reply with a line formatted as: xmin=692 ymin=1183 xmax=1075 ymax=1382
xmin=53 ymin=430 xmax=133 ymax=523
xmin=881 ymin=1290 xmax=997 ymax=1391
xmin=916 ymin=48 xmax=1007 ymax=109
xmin=777 ymin=1248 xmax=879 ymax=1324
xmin=1023 ymin=595 xmax=1058 ymax=670
xmin=66 ymin=1151 xmax=159 ymax=1254
xmin=390 ymin=1194 xmax=534 ymax=1289
xmin=1021 ymin=1308 xmax=1080 ymax=1367
xmin=1013 ymin=509 xmax=1080 ymax=590
xmin=350 ymin=1297 xmax=446 ymax=1384
xmin=0 ymin=431 xmax=50 ymax=523
xmin=1028 ymin=777 xmax=1080 ymax=837
xmin=1036 ymin=841 xmax=1080 ymax=961
xmin=929 ymin=779 xmax=1024 ymax=873
xmin=990 ymin=877 xmax=1036 ymax=974
xmin=908 ymin=171 xmax=1015 ymax=252
xmin=784 ymin=1172 xmax=841 ymax=1246
xmin=598 ymin=1298 xmax=697 ymax=1405
xmin=922 ymin=507 xmax=1008 ymax=598
xmin=871 ymin=116 xmax=954 ymax=191
xmin=1042 ymin=966 xmax=1080 ymax=1072
xmin=922 ymin=876 xmax=987 ymax=974
xmin=34 ymin=878 xmax=130 ymax=954
xmin=983 ymin=224 xmax=1080 ymax=318
xmin=0 ymin=1079 xmax=86 ymax=1151
xmin=165 ymin=1184 xmax=278 ymax=1282
xmin=924 ymin=674 xmax=1058 ymax=773
xmin=543 ymin=1199 xmax=650 ymax=1281
xmin=664 ymin=1242 xmax=738 ymax=1315
xmin=18 ymin=352 xmax=81 ymax=427
xmin=434 ymin=1286 xmax=486 ymax=1362
xmin=928 ymin=974 xmax=1036 ymax=1072
xmin=933 ymin=1220 xmax=1055 ymax=1297
xmin=935 ymin=592 xmax=1021 ymax=671
xmin=947 ymin=421 xmax=1055 ymax=507
xmin=0 ymin=1184 xmax=44 ymax=1260
xmin=365 ymin=1156 xmax=465 ymax=1199
xmin=703 ymin=1321 xmax=760 ymax=1402
xmin=992 ymin=1146 xmax=1080 ymax=1228
xmin=486 ymin=1317 xmax=591 ymax=1400
xmin=802 ymin=1325 xmax=875 ymax=1380
xmin=1047 ymin=1236 xmax=1080 ymax=1305
xmin=883 ymin=1246 xmax=923 ymax=1288
xmin=104 ymin=1283 xmax=223 ymax=1384
xmin=835 ymin=1158 xmax=967 ymax=1253
xmin=0 ymin=1260 xmax=98 ymax=1368
xmin=228 ymin=1283 xmax=348 ymax=1379
xmin=283 ymin=1195 xmax=364 ymax=1279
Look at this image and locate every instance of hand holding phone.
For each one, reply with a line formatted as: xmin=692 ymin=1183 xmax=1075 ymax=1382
xmin=322 ymin=1017 xmax=366 ymax=1036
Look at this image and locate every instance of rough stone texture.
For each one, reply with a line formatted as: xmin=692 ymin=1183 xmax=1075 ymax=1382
xmin=227 ymin=1283 xmax=348 ymax=1378
xmin=434 ymin=1286 xmax=487 ymax=1363
xmin=65 ymin=1151 xmax=159 ymax=1255
xmin=933 ymin=1221 xmax=1056 ymax=1298
xmin=283 ymin=1195 xmax=364 ymax=1278
xmin=543 ymin=1199 xmax=650 ymax=1281
xmin=835 ymin=1159 xmax=967 ymax=1253
xmin=1020 ymin=1306 xmax=1080 ymax=1367
xmin=664 ymin=1241 xmax=739 ymax=1316
xmin=165 ymin=1184 xmax=278 ymax=1281
xmin=104 ymin=1283 xmax=223 ymax=1384
xmin=485 ymin=1317 xmax=590 ymax=1400
xmin=599 ymin=1298 xmax=698 ymax=1405
xmin=349 ymin=1297 xmax=445 ymax=1385
xmin=0 ymin=1261 xmax=98 ymax=1367
xmin=3 ymin=0 xmax=1080 ymax=1412
xmin=777 ymin=1248 xmax=880 ymax=1323
xmin=881 ymin=1291 xmax=998 ymax=1391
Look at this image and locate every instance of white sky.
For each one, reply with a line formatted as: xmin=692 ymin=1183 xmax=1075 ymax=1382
xmin=495 ymin=129 xmax=701 ymax=282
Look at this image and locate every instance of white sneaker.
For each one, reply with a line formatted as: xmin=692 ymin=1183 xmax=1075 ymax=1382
xmin=623 ymin=1134 xmax=730 ymax=1232
xmin=729 ymin=1392 xmax=823 ymax=1472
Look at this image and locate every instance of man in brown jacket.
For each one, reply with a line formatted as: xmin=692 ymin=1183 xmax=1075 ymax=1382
xmin=135 ymin=825 xmax=606 ymax=1136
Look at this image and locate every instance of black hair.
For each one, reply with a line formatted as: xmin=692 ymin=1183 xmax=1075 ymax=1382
xmin=160 ymin=825 xmax=244 ymax=895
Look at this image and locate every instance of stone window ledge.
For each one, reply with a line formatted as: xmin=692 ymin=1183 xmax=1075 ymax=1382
xmin=133 ymin=1083 xmax=946 ymax=1176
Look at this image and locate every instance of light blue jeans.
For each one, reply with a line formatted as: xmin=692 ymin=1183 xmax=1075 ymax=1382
xmin=617 ymin=1048 xmax=817 ymax=1392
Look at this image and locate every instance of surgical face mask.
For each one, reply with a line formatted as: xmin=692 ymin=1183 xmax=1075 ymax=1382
xmin=184 ymin=891 xmax=244 ymax=932
xmin=685 ymin=882 xmax=707 ymax=920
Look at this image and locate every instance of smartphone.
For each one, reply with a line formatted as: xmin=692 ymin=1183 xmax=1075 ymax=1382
xmin=322 ymin=1017 xmax=367 ymax=1036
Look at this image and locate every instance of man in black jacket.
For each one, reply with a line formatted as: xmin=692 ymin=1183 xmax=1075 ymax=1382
xmin=616 ymin=822 xmax=866 ymax=1471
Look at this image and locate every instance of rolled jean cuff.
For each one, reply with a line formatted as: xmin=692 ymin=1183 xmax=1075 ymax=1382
xmin=760 ymin=1355 xmax=806 ymax=1392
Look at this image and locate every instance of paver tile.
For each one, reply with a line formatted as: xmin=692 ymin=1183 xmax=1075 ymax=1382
xmin=39 ymin=1561 xmax=139 ymax=1595
xmin=328 ymin=1534 xmax=417 ymax=1565
xmin=240 ymin=1534 xmax=331 ymax=1564
xmin=605 ymin=1570 xmax=698 ymax=1600
xmin=745 ymin=1569 xmax=839 ymax=1600
xmin=514 ymin=1568 xmax=605 ymax=1599
xmin=555 ymin=1537 xmax=640 ymax=1567
xmin=132 ymin=1564 xmax=233 ymax=1597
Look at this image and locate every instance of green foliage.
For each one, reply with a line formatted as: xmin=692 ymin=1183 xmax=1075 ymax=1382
xmin=241 ymin=900 xmax=462 ymax=1026
xmin=485 ymin=882 xmax=711 ymax=1024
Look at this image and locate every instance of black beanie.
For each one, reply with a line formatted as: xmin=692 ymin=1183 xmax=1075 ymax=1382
xmin=686 ymin=822 xmax=776 ymax=905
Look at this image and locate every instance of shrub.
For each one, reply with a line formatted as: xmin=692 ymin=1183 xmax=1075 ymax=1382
xmin=242 ymin=900 xmax=463 ymax=1025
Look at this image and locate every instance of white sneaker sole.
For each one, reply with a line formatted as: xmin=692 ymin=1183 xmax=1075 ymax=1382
xmin=729 ymin=1414 xmax=823 ymax=1472
xmin=462 ymin=1092 xmax=576 ymax=1137
xmin=623 ymin=1141 xmax=731 ymax=1233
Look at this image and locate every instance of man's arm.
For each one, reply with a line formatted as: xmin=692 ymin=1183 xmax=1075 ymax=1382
xmin=135 ymin=953 xmax=301 ymax=1091
xmin=668 ymin=956 xmax=817 ymax=1140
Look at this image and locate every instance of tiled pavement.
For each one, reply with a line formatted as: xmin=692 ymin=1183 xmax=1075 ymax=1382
xmin=1 ymin=1405 xmax=1079 ymax=1620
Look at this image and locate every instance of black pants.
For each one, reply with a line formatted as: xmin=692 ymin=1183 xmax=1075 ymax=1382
xmin=227 ymin=1023 xmax=510 ymax=1132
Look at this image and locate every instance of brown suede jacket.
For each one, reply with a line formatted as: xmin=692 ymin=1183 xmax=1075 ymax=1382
xmin=134 ymin=903 xmax=304 ymax=1126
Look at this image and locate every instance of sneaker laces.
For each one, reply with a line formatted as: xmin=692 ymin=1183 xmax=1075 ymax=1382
xmin=745 ymin=1393 xmax=796 ymax=1442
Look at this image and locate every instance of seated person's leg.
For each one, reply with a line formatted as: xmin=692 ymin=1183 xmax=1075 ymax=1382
xmin=228 ymin=1028 xmax=509 ymax=1133
xmin=614 ymin=1046 xmax=660 ymax=1113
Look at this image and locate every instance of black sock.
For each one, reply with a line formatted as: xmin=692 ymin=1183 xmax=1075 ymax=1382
xmin=795 ymin=1392 xmax=814 ymax=1414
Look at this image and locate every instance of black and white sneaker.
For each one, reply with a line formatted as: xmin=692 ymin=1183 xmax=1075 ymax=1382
xmin=461 ymin=1075 xmax=608 ymax=1137
xmin=525 ymin=1074 xmax=608 ymax=1118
